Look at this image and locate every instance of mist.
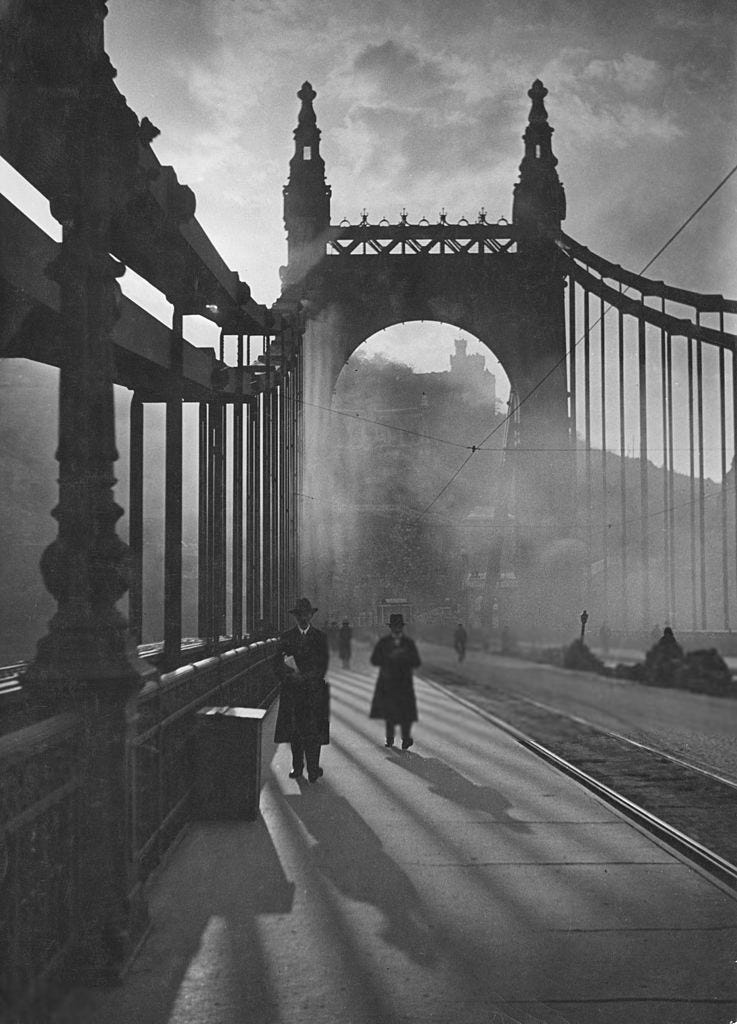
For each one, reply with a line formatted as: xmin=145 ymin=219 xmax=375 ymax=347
xmin=298 ymin=321 xmax=509 ymax=633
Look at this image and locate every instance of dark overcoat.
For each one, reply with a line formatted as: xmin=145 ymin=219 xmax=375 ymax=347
xmin=273 ymin=625 xmax=330 ymax=745
xmin=369 ymin=634 xmax=421 ymax=723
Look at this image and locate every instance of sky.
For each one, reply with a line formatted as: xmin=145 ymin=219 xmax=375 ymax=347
xmin=100 ymin=0 xmax=737 ymax=323
xmin=4 ymin=0 xmax=735 ymax=368
xmin=1 ymin=0 xmax=736 ymax=639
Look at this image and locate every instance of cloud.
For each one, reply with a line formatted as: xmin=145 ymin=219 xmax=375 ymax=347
xmin=353 ymin=39 xmax=455 ymax=101
xmin=540 ymin=50 xmax=683 ymax=147
xmin=583 ymin=53 xmax=664 ymax=95
xmin=101 ymin=0 xmax=736 ymax=309
xmin=323 ymin=37 xmax=531 ymax=216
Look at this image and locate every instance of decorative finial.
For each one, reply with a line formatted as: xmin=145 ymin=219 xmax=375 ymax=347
xmin=513 ymin=78 xmax=566 ymax=244
xmin=297 ymin=81 xmax=317 ymax=127
xmin=528 ymin=79 xmax=549 ymax=124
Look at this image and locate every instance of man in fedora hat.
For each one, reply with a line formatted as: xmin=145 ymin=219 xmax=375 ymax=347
xmin=369 ymin=612 xmax=421 ymax=750
xmin=274 ymin=597 xmax=330 ymax=783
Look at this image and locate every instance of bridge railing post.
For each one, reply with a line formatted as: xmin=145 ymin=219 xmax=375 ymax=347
xmin=232 ymin=334 xmax=245 ymax=641
xmin=163 ymin=305 xmax=185 ymax=667
xmin=129 ymin=394 xmax=144 ymax=644
xmin=15 ymin=0 xmax=155 ymax=982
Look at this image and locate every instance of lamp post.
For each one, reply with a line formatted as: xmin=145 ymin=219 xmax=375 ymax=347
xmin=580 ymin=609 xmax=589 ymax=642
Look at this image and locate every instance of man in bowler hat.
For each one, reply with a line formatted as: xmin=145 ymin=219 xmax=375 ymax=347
xmin=369 ymin=612 xmax=420 ymax=750
xmin=274 ymin=597 xmax=330 ymax=782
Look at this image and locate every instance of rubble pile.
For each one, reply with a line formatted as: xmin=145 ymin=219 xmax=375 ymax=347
xmin=675 ymin=648 xmax=734 ymax=696
xmin=562 ymin=638 xmax=609 ymax=675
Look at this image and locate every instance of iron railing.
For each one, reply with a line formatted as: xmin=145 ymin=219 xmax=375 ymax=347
xmin=327 ymin=218 xmax=516 ymax=257
xmin=127 ymin=642 xmax=279 ymax=896
xmin=2 ymin=642 xmax=280 ymax=1021
xmin=0 ymin=714 xmax=83 ymax=1022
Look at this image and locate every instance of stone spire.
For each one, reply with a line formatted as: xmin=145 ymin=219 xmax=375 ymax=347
xmin=283 ymin=81 xmax=332 ymax=284
xmin=512 ymin=80 xmax=566 ymax=251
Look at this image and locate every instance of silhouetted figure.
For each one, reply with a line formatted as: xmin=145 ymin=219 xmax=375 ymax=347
xmin=598 ymin=621 xmax=611 ymax=656
xmin=274 ymin=597 xmax=330 ymax=783
xmin=369 ymin=613 xmax=421 ymax=751
xmin=327 ymin=620 xmax=339 ymax=653
xmin=644 ymin=625 xmax=684 ymax=687
xmin=338 ymin=618 xmax=352 ymax=669
xmin=500 ymin=624 xmax=515 ymax=654
xmin=453 ymin=622 xmax=468 ymax=662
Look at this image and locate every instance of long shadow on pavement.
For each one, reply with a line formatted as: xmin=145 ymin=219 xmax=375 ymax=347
xmin=284 ymin=787 xmax=438 ymax=966
xmin=386 ymin=751 xmax=532 ymax=833
xmin=54 ymin=819 xmax=293 ymax=1024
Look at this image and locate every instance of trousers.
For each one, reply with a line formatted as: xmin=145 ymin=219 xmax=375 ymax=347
xmin=290 ymin=736 xmax=321 ymax=777
xmin=385 ymin=719 xmax=412 ymax=744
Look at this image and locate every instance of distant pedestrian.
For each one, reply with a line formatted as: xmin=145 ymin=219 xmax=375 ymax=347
xmin=369 ymin=613 xmax=421 ymax=750
xmin=327 ymin=620 xmax=339 ymax=653
xmin=274 ymin=597 xmax=330 ymax=783
xmin=453 ymin=621 xmax=468 ymax=662
xmin=652 ymin=625 xmax=682 ymax=657
xmin=338 ymin=618 xmax=352 ymax=669
xmin=598 ymin=621 xmax=611 ymax=656
xmin=645 ymin=625 xmax=684 ymax=687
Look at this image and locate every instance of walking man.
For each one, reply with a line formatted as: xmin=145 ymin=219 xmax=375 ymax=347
xmin=453 ymin=621 xmax=468 ymax=662
xmin=274 ymin=597 xmax=330 ymax=783
xmin=369 ymin=613 xmax=421 ymax=750
xmin=338 ymin=618 xmax=352 ymax=669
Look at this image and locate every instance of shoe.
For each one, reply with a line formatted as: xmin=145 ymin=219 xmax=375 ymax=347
xmin=385 ymin=739 xmax=394 ymax=748
xmin=401 ymin=738 xmax=414 ymax=750
xmin=308 ymin=767 xmax=324 ymax=783
xmin=289 ymin=769 xmax=304 ymax=779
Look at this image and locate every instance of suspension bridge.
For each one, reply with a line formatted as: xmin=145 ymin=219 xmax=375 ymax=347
xmin=1 ymin=3 xmax=736 ymax=1021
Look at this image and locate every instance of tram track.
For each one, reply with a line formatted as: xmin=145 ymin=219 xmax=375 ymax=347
xmin=504 ymin=691 xmax=737 ymax=791
xmin=418 ymin=667 xmax=737 ymax=898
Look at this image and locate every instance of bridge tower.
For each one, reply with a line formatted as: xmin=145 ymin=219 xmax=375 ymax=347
xmin=282 ymin=81 xmax=332 ymax=289
xmin=281 ymin=80 xmax=581 ymax=637
xmin=513 ymin=79 xmax=567 ymax=250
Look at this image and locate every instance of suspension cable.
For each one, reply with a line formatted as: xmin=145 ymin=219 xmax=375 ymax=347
xmin=418 ymin=158 xmax=737 ymax=515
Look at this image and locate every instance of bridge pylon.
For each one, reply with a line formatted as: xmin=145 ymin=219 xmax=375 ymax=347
xmin=281 ymin=80 xmax=583 ymax=639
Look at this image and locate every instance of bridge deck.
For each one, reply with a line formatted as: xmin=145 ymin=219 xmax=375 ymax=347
xmin=56 ymin=655 xmax=737 ymax=1024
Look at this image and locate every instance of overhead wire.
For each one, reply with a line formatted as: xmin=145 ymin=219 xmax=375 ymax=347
xmin=293 ymin=399 xmax=729 ymax=454
xmin=416 ymin=158 xmax=737 ymax=516
xmin=299 ymin=398 xmax=472 ymax=449
xmin=291 ymin=161 xmax=737 ymax=532
xmin=298 ymin=471 xmax=730 ymax=530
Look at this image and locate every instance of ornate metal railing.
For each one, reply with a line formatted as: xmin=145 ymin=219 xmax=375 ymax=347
xmin=2 ymin=642 xmax=280 ymax=1020
xmin=0 ymin=714 xmax=83 ymax=1022
xmin=127 ymin=642 xmax=279 ymax=895
xmin=327 ymin=213 xmax=516 ymax=256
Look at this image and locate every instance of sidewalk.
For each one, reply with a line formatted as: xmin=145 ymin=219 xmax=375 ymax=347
xmin=56 ymin=666 xmax=737 ymax=1024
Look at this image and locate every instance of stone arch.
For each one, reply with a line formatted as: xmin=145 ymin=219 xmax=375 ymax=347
xmin=301 ymin=252 xmax=569 ymax=453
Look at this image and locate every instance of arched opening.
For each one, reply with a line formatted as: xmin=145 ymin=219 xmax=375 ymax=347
xmin=311 ymin=321 xmax=513 ymax=641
